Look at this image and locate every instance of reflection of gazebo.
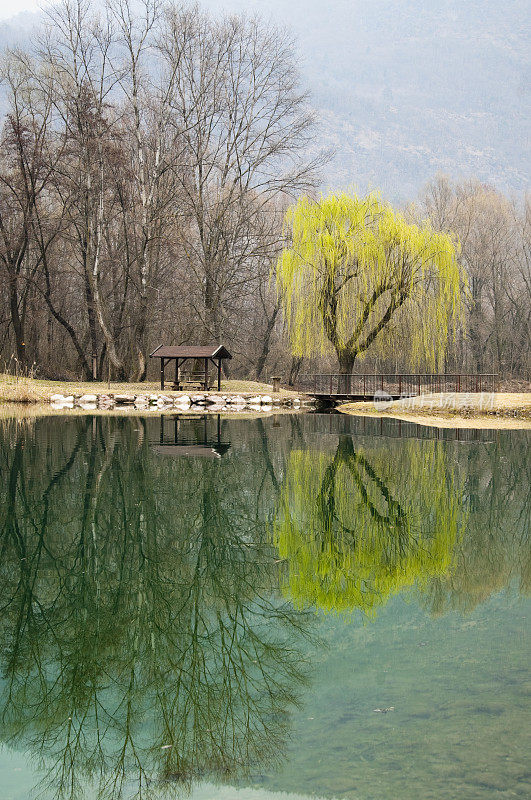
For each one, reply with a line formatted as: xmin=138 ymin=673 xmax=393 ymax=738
xmin=151 ymin=415 xmax=231 ymax=459
xmin=149 ymin=345 xmax=232 ymax=390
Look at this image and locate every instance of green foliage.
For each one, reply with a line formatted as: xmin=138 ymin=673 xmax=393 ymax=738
xmin=276 ymin=192 xmax=466 ymax=369
xmin=273 ymin=436 xmax=465 ymax=614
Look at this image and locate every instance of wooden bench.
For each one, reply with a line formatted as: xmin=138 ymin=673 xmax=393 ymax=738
xmin=173 ymin=373 xmax=211 ymax=391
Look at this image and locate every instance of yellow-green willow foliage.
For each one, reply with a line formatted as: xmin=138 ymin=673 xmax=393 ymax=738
xmin=276 ymin=192 xmax=466 ymax=371
xmin=272 ymin=436 xmax=465 ymax=614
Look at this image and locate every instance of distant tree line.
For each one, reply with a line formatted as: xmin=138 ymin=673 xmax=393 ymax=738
xmin=0 ymin=0 xmax=319 ymax=381
xmin=419 ymin=175 xmax=530 ymax=380
xmin=0 ymin=0 xmax=528 ymax=382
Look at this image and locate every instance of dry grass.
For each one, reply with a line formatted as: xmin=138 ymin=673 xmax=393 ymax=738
xmin=339 ymin=392 xmax=531 ymax=429
xmin=0 ymin=374 xmax=300 ymax=404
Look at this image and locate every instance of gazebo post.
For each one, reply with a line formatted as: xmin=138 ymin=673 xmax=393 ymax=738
xmin=160 ymin=358 xmax=165 ymax=390
xmin=174 ymin=358 xmax=180 ymax=389
xmin=217 ymin=359 xmax=221 ymax=391
xmin=204 ymin=357 xmax=209 ymax=391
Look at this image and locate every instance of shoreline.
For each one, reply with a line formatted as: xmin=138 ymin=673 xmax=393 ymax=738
xmin=0 ymin=375 xmax=310 ymax=414
xmin=338 ymin=392 xmax=531 ymax=430
xmin=0 ymin=403 xmax=306 ymax=421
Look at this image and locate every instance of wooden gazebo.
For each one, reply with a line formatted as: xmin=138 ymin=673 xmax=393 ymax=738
xmin=149 ymin=345 xmax=232 ymax=391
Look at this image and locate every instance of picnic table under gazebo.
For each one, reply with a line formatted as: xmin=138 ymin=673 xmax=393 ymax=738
xmin=149 ymin=345 xmax=232 ymax=391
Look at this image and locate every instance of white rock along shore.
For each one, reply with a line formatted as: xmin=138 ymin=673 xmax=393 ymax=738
xmin=49 ymin=392 xmax=313 ymax=412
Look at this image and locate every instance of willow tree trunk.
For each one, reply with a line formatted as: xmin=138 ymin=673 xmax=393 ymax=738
xmin=337 ymin=351 xmax=355 ymax=395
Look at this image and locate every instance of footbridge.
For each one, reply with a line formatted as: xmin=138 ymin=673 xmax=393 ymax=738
xmin=296 ymin=373 xmax=499 ymax=403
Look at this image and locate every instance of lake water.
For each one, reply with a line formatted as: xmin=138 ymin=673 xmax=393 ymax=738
xmin=0 ymin=413 xmax=529 ymax=800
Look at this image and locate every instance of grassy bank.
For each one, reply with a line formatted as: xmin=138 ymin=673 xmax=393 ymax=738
xmin=0 ymin=374 xmax=299 ymax=404
xmin=338 ymin=392 xmax=531 ymax=429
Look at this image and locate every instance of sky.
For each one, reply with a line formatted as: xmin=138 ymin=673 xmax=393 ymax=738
xmin=0 ymin=1 xmax=50 ymax=21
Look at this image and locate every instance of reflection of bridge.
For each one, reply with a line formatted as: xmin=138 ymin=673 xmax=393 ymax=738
xmin=151 ymin=414 xmax=231 ymax=459
xmin=297 ymin=373 xmax=498 ymax=402
xmin=305 ymin=412 xmax=497 ymax=443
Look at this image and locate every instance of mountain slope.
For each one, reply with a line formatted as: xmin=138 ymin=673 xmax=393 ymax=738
xmin=1 ymin=1 xmax=529 ymax=199
xmin=203 ymin=0 xmax=530 ymax=198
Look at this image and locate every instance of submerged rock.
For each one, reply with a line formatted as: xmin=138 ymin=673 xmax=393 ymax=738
xmin=79 ymin=402 xmax=98 ymax=411
xmin=114 ymin=394 xmax=135 ymax=404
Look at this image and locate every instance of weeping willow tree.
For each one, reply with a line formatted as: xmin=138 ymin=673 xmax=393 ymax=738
xmin=272 ymin=436 xmax=466 ymax=614
xmin=276 ymin=192 xmax=466 ymax=373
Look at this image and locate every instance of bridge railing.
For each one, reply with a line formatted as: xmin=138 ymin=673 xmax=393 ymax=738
xmin=296 ymin=373 xmax=499 ymax=397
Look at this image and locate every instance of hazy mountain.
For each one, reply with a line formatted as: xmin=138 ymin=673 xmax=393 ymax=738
xmin=1 ymin=0 xmax=529 ymax=200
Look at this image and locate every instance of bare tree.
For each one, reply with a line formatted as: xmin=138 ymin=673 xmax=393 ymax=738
xmin=0 ymin=52 xmax=55 ymax=370
xmin=420 ymin=175 xmax=530 ymax=379
xmin=159 ymin=4 xmax=320 ymax=343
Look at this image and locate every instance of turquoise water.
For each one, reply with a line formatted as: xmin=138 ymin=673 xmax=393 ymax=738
xmin=0 ymin=414 xmax=529 ymax=800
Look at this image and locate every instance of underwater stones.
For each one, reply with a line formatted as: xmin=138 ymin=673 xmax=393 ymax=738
xmin=51 ymin=399 xmax=74 ymax=409
xmin=114 ymin=394 xmax=136 ymax=405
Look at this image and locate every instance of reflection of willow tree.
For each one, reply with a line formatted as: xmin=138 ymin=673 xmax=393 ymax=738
xmin=425 ymin=433 xmax=530 ymax=614
xmin=273 ymin=435 xmax=465 ymax=613
xmin=0 ymin=417 xmax=312 ymax=800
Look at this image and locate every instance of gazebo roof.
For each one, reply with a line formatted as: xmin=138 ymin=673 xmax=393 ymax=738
xmin=149 ymin=345 xmax=232 ymax=359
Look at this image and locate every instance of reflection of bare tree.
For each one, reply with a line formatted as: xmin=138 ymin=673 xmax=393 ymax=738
xmin=425 ymin=434 xmax=530 ymax=614
xmin=274 ymin=434 xmax=465 ymax=613
xmin=0 ymin=417 xmax=314 ymax=800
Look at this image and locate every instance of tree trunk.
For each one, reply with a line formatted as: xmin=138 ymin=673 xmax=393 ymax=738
xmin=288 ymin=356 xmax=303 ymax=387
xmin=204 ymin=272 xmax=219 ymax=343
xmin=84 ymin=271 xmax=99 ymax=380
xmin=255 ymin=300 xmax=281 ymax=380
xmin=337 ymin=350 xmax=355 ymax=395
xmin=469 ymin=276 xmax=483 ymax=373
xmin=9 ymin=276 xmax=27 ymax=369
